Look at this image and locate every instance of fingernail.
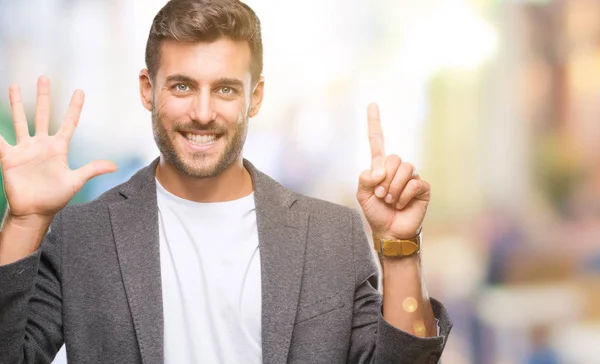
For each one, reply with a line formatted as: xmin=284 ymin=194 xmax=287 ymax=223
xmin=372 ymin=168 xmax=385 ymax=179
xmin=375 ymin=186 xmax=385 ymax=198
xmin=385 ymin=194 xmax=393 ymax=203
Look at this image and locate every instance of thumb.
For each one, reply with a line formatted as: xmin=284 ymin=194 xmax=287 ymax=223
xmin=357 ymin=168 xmax=386 ymax=197
xmin=72 ymin=160 xmax=118 ymax=190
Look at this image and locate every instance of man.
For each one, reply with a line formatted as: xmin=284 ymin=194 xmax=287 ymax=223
xmin=0 ymin=0 xmax=451 ymax=363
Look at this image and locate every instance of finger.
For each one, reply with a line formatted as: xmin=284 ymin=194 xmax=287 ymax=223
xmin=72 ymin=160 xmax=118 ymax=190
xmin=385 ymin=161 xmax=415 ymax=204
xmin=0 ymin=133 xmax=11 ymax=157
xmin=35 ymin=76 xmax=50 ymax=135
xmin=8 ymin=84 xmax=30 ymax=142
xmin=34 ymin=76 xmax=51 ymax=136
xmin=395 ymin=179 xmax=430 ymax=210
xmin=357 ymin=168 xmax=387 ymax=197
xmin=57 ymin=89 xmax=85 ymax=141
xmin=367 ymin=103 xmax=386 ymax=170
xmin=374 ymin=154 xmax=401 ymax=199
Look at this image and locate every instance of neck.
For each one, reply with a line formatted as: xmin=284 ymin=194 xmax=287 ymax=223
xmin=155 ymin=156 xmax=253 ymax=203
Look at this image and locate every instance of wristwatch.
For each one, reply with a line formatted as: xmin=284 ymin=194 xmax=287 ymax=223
xmin=373 ymin=234 xmax=421 ymax=258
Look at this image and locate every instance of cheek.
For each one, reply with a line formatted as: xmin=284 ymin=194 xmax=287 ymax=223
xmin=156 ymin=96 xmax=193 ymax=123
xmin=214 ymin=99 xmax=246 ymax=125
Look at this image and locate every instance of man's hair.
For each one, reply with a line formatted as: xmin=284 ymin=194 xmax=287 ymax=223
xmin=145 ymin=0 xmax=263 ymax=84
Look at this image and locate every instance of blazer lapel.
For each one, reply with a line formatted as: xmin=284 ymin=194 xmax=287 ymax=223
xmin=245 ymin=160 xmax=309 ymax=364
xmin=109 ymin=159 xmax=163 ymax=364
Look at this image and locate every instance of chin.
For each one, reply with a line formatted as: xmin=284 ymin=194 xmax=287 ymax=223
xmin=159 ymin=134 xmax=243 ymax=180
xmin=179 ymin=161 xmax=220 ymax=179
xmin=174 ymin=154 xmax=231 ymax=179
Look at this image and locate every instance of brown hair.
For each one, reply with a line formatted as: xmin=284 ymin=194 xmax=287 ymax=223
xmin=145 ymin=0 xmax=263 ymax=84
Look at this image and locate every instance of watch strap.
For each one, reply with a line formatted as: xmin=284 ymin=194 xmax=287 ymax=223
xmin=373 ymin=234 xmax=421 ymax=257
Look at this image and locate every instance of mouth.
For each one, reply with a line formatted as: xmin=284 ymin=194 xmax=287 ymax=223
xmin=180 ymin=131 xmax=222 ymax=151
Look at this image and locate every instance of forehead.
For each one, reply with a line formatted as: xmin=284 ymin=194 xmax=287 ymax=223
xmin=157 ymin=38 xmax=252 ymax=82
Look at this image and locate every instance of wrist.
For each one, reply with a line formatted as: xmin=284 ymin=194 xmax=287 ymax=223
xmin=381 ymin=253 xmax=421 ymax=274
xmin=373 ymin=233 xmax=421 ymax=259
xmin=372 ymin=232 xmax=420 ymax=241
xmin=0 ymin=212 xmax=53 ymax=266
xmin=3 ymin=212 xmax=53 ymax=231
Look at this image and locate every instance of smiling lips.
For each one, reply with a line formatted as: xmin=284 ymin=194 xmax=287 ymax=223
xmin=181 ymin=132 xmax=221 ymax=150
xmin=185 ymin=132 xmax=216 ymax=144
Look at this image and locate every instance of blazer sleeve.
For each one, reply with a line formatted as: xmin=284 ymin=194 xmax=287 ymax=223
xmin=347 ymin=209 xmax=452 ymax=364
xmin=0 ymin=213 xmax=64 ymax=364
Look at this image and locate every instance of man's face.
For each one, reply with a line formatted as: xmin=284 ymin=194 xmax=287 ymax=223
xmin=145 ymin=38 xmax=263 ymax=178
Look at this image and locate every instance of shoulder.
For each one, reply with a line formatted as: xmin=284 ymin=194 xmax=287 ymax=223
xmin=294 ymin=193 xmax=359 ymax=223
xmin=59 ymin=161 xmax=155 ymax=223
xmin=58 ymin=183 xmax=126 ymax=227
xmin=247 ymin=159 xmax=360 ymax=224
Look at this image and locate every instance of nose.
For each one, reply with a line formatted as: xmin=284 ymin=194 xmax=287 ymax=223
xmin=190 ymin=88 xmax=216 ymax=123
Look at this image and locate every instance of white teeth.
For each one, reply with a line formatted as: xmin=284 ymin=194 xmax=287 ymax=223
xmin=185 ymin=133 xmax=217 ymax=145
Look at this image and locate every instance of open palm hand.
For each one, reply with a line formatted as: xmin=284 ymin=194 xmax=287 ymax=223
xmin=1 ymin=77 xmax=117 ymax=222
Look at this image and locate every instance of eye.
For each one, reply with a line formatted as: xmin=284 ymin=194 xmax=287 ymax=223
xmin=218 ymin=87 xmax=233 ymax=95
xmin=174 ymin=83 xmax=190 ymax=93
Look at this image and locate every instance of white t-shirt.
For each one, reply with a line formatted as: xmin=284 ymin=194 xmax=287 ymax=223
xmin=156 ymin=180 xmax=262 ymax=364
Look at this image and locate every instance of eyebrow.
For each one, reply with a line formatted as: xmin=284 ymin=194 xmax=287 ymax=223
xmin=165 ymin=74 xmax=197 ymax=85
xmin=214 ymin=78 xmax=245 ymax=88
xmin=164 ymin=75 xmax=245 ymax=89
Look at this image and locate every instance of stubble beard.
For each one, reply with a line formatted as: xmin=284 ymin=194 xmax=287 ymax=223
xmin=151 ymin=106 xmax=248 ymax=179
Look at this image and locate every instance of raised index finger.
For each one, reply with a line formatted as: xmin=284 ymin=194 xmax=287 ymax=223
xmin=367 ymin=103 xmax=386 ymax=170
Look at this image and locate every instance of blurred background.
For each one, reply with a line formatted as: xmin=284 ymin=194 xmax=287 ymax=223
xmin=1 ymin=0 xmax=599 ymax=363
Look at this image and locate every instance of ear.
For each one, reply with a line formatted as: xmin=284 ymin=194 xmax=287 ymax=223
xmin=248 ymin=76 xmax=265 ymax=118
xmin=139 ymin=69 xmax=153 ymax=112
